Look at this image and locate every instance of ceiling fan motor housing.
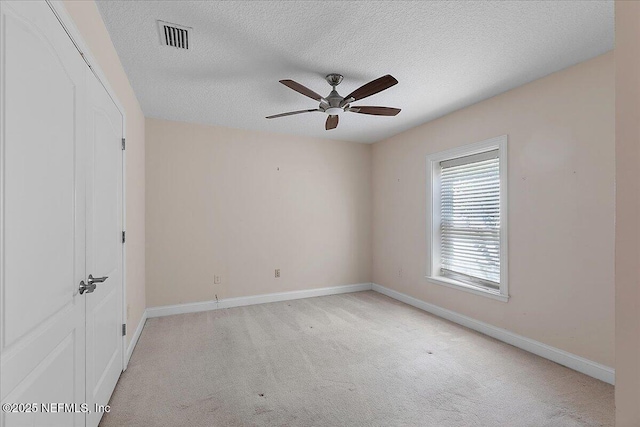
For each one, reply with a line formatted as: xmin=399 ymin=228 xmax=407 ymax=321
xmin=323 ymin=74 xmax=346 ymax=114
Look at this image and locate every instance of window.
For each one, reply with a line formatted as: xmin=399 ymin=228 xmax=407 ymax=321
xmin=426 ymin=136 xmax=508 ymax=301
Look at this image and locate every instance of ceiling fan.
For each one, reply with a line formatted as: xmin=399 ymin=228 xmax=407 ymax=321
xmin=266 ymin=73 xmax=401 ymax=130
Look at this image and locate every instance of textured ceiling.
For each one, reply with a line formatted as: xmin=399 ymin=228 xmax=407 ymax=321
xmin=96 ymin=1 xmax=613 ymax=143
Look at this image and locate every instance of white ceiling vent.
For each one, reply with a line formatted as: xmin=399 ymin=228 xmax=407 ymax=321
xmin=157 ymin=20 xmax=191 ymax=49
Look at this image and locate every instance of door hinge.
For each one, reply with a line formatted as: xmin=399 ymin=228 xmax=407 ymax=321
xmin=122 ymin=324 xmax=127 ymax=336
xmin=122 ymin=231 xmax=126 ymax=244
xmin=121 ymin=138 xmax=126 ymax=150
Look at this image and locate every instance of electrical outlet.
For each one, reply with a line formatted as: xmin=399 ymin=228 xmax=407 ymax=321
xmin=214 ymin=275 xmax=221 ymax=284
xmin=275 ymin=269 xmax=280 ymax=278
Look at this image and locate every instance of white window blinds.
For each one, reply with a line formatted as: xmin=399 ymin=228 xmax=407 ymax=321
xmin=440 ymin=150 xmax=500 ymax=289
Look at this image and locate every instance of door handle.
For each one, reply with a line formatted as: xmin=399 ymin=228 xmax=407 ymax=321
xmin=79 ymin=280 xmax=96 ymax=295
xmin=79 ymin=275 xmax=108 ymax=295
xmin=88 ymin=274 xmax=108 ymax=285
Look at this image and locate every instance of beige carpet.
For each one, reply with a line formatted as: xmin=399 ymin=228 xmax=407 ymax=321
xmin=100 ymin=291 xmax=613 ymax=427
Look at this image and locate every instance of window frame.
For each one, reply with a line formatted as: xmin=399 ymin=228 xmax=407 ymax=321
xmin=426 ymin=135 xmax=509 ymax=302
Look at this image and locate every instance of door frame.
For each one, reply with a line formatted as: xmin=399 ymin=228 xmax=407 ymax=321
xmin=45 ymin=0 xmax=130 ymax=370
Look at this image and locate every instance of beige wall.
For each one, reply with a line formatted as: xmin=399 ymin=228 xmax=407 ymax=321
xmin=145 ymin=119 xmax=372 ymax=307
xmin=63 ymin=1 xmax=146 ymax=345
xmin=615 ymin=1 xmax=640 ymax=425
xmin=372 ymin=52 xmax=614 ymax=367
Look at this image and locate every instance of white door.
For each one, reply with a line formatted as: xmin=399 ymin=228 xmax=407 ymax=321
xmin=0 ymin=1 xmax=87 ymax=426
xmin=84 ymin=71 xmax=124 ymax=427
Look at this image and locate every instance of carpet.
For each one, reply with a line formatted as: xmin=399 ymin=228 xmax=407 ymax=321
xmin=100 ymin=291 xmax=613 ymax=426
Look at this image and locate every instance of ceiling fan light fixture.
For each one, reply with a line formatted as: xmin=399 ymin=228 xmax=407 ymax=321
xmin=325 ymin=107 xmax=343 ymax=116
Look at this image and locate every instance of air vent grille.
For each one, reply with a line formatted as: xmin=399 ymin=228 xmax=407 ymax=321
xmin=157 ymin=20 xmax=191 ymax=49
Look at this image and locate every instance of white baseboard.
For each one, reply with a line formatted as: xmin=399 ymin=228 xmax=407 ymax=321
xmin=371 ymin=283 xmax=615 ymax=385
xmin=141 ymin=281 xmax=614 ymax=384
xmin=124 ymin=310 xmax=147 ymax=369
xmin=146 ymin=283 xmax=373 ymax=318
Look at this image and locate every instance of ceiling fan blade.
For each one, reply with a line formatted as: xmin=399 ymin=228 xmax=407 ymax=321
xmin=279 ymin=80 xmax=324 ymax=101
xmin=344 ymin=75 xmax=398 ymax=102
xmin=348 ymin=106 xmax=401 ymax=116
xmin=266 ymin=109 xmax=320 ymax=119
xmin=325 ymin=115 xmax=339 ymax=130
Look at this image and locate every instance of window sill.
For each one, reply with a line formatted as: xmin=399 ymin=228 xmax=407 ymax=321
xmin=425 ymin=275 xmax=509 ymax=302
